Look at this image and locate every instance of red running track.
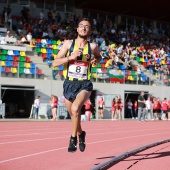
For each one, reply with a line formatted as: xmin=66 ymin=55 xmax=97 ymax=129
xmin=0 ymin=120 xmax=170 ymax=170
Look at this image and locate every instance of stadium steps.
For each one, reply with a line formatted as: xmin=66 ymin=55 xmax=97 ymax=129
xmin=26 ymin=51 xmax=52 ymax=79
xmin=130 ymin=59 xmax=163 ymax=86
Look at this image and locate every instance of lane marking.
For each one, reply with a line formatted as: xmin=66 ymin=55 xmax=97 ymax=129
xmin=0 ymin=127 xmax=169 ymax=144
xmin=0 ymin=132 xmax=169 ymax=164
xmin=0 ymin=126 xmax=168 ymax=138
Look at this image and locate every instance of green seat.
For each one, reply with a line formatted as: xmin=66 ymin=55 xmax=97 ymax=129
xmin=19 ymin=62 xmax=25 ymax=68
xmin=52 ymin=40 xmax=57 ymax=45
xmin=1 ymin=49 xmax=7 ymax=55
xmin=53 ymin=49 xmax=58 ymax=54
xmin=35 ymin=48 xmax=41 ymax=54
xmin=136 ymin=57 xmax=140 ymax=63
xmin=0 ymin=55 xmax=7 ymax=61
xmin=19 ymin=68 xmax=24 ymax=74
xmin=91 ymin=67 xmax=97 ymax=73
xmin=131 ymin=70 xmax=137 ymax=75
xmin=19 ymin=57 xmax=26 ymax=62
xmin=96 ymin=63 xmax=101 ymax=68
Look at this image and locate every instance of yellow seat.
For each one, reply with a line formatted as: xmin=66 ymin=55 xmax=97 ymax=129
xmin=53 ymin=54 xmax=57 ymax=59
xmin=24 ymin=63 xmax=31 ymax=68
xmin=161 ymin=60 xmax=165 ymax=64
xmin=20 ymin=51 xmax=26 ymax=56
xmin=1 ymin=61 xmax=6 ymax=66
xmin=140 ymin=58 xmax=145 ymax=62
xmin=11 ymin=67 xmax=17 ymax=73
xmin=52 ymin=45 xmax=57 ymax=49
xmin=57 ymin=40 xmax=61 ymax=45
xmin=41 ymin=48 xmax=47 ymax=53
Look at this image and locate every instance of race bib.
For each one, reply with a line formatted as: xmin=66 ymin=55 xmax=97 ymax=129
xmin=68 ymin=60 xmax=88 ymax=79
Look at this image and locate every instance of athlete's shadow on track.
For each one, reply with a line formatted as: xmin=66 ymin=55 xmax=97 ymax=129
xmin=125 ymin=151 xmax=170 ymax=161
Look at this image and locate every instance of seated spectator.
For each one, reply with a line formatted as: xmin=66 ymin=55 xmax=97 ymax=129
xmin=5 ymin=30 xmax=14 ymax=38
xmin=26 ymin=32 xmax=32 ymax=43
xmin=0 ymin=37 xmax=7 ymax=44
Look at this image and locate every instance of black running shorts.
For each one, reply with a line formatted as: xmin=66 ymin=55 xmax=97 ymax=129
xmin=63 ymin=79 xmax=93 ymax=101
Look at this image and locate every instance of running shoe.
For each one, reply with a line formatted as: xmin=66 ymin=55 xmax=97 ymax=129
xmin=79 ymin=131 xmax=86 ymax=152
xmin=68 ymin=137 xmax=77 ymax=152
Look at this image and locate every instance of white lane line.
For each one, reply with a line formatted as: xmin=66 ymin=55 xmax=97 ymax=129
xmin=0 ymin=123 xmax=164 ymax=133
xmin=0 ymin=127 xmax=168 ymax=145
xmin=0 ymin=131 xmax=169 ymax=164
xmin=0 ymin=125 xmax=167 ymax=138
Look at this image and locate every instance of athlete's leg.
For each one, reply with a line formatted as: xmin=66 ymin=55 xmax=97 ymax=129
xmin=71 ymin=90 xmax=91 ymax=136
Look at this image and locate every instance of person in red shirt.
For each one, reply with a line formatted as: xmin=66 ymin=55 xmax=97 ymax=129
xmin=50 ymin=95 xmax=58 ymax=121
xmin=111 ymin=98 xmax=116 ymax=120
xmin=84 ymin=99 xmax=92 ymax=121
xmin=168 ymin=98 xmax=170 ymax=120
xmin=118 ymin=98 xmax=123 ymax=120
xmin=156 ymin=98 xmax=162 ymax=120
xmin=152 ymin=97 xmax=158 ymax=120
xmin=133 ymin=100 xmax=138 ymax=119
xmin=162 ymin=98 xmax=169 ymax=120
xmin=98 ymin=96 xmax=105 ymax=119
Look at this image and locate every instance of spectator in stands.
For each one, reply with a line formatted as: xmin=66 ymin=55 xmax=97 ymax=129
xmin=39 ymin=10 xmax=44 ymax=22
xmin=49 ymin=95 xmax=58 ymax=121
xmin=33 ymin=96 xmax=40 ymax=119
xmin=52 ymin=18 xmax=102 ymax=153
xmin=0 ymin=37 xmax=7 ymax=45
xmin=138 ymin=91 xmax=146 ymax=122
xmin=26 ymin=31 xmax=32 ymax=43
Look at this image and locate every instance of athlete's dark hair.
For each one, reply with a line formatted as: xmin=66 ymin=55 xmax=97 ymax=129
xmin=78 ymin=18 xmax=93 ymax=29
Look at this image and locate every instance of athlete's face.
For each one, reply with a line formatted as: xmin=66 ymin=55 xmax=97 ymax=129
xmin=77 ymin=21 xmax=91 ymax=38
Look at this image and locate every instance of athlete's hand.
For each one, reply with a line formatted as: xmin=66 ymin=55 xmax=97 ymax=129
xmin=69 ymin=50 xmax=82 ymax=60
xmin=90 ymin=58 xmax=97 ymax=66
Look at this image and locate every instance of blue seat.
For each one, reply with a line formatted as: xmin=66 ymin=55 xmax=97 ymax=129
xmin=100 ymin=59 xmax=105 ymax=63
xmin=30 ymin=69 xmax=36 ymax=74
xmin=1 ymin=67 xmax=5 ymax=73
xmin=6 ymin=55 xmax=13 ymax=61
xmin=13 ymin=51 xmax=20 ymax=56
xmin=46 ymin=40 xmax=52 ymax=45
xmin=58 ymin=65 xmax=64 ymax=70
xmin=31 ymin=63 xmax=36 ymax=69
xmin=119 ymin=65 xmax=125 ymax=70
xmin=47 ymin=48 xmax=52 ymax=53
xmin=5 ymin=61 xmax=12 ymax=67
xmin=141 ymin=75 xmax=147 ymax=82
xmin=46 ymin=53 xmax=52 ymax=59
xmin=35 ymin=43 xmax=41 ymax=48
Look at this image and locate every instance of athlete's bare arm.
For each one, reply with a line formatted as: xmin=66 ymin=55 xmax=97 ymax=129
xmin=52 ymin=40 xmax=83 ymax=67
xmin=90 ymin=43 xmax=102 ymax=65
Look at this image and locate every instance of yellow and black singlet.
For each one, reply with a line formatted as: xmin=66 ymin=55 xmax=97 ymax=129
xmin=63 ymin=39 xmax=92 ymax=81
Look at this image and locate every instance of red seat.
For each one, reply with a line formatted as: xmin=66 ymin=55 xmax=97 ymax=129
xmin=41 ymin=53 xmax=47 ymax=59
xmin=37 ymin=69 xmax=43 ymax=75
xmin=12 ymin=62 xmax=18 ymax=67
xmin=13 ymin=56 xmax=19 ymax=62
xmin=36 ymin=39 xmax=41 ymax=43
xmin=26 ymin=57 xmax=31 ymax=62
xmin=4 ymin=67 xmax=11 ymax=73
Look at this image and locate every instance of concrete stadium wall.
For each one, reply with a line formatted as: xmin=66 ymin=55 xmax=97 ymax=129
xmin=0 ymin=77 xmax=169 ymax=105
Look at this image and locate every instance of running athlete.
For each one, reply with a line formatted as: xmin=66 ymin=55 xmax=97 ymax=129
xmin=52 ymin=18 xmax=101 ymax=152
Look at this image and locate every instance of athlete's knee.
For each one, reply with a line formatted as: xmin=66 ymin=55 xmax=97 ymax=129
xmin=71 ymin=105 xmax=79 ymax=117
